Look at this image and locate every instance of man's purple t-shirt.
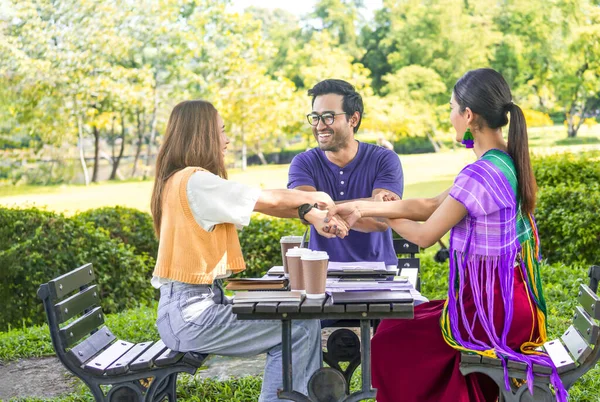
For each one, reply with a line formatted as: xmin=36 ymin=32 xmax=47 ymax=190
xmin=287 ymin=141 xmax=404 ymax=266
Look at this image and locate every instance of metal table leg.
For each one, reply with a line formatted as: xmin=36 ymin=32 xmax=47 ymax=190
xmin=343 ymin=319 xmax=377 ymax=402
xmin=278 ymin=319 xmax=312 ymax=402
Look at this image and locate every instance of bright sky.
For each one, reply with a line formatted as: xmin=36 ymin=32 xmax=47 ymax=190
xmin=228 ymin=0 xmax=383 ymax=20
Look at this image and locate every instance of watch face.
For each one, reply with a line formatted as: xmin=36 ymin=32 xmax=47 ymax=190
xmin=299 ymin=203 xmax=313 ymax=220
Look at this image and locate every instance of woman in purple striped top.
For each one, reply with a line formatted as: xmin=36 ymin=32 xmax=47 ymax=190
xmin=328 ymin=69 xmax=565 ymax=402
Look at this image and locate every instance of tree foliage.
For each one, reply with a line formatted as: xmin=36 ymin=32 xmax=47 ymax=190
xmin=2 ymin=0 xmax=600 ymax=183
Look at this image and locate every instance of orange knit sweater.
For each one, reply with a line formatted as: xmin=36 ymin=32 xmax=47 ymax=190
xmin=152 ymin=167 xmax=246 ymax=284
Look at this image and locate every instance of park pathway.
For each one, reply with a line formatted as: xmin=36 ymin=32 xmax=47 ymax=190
xmin=0 ymin=354 xmax=266 ymax=400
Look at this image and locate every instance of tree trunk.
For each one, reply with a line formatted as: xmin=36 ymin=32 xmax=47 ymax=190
xmin=240 ymin=125 xmax=247 ymax=170
xmin=110 ymin=111 xmax=126 ymax=180
xmin=131 ymin=110 xmax=145 ymax=177
xmin=426 ymin=129 xmax=441 ymax=153
xmin=256 ymin=146 xmax=267 ymax=165
xmin=77 ymin=113 xmax=90 ymax=186
xmin=91 ymin=125 xmax=100 ymax=182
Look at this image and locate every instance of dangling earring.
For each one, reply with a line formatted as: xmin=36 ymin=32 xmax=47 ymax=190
xmin=462 ymin=128 xmax=474 ymax=149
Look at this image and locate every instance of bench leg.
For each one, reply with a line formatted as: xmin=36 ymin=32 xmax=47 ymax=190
xmin=145 ymin=373 xmax=179 ymax=402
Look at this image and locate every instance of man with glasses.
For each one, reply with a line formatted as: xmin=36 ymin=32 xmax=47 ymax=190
xmin=287 ymin=79 xmax=404 ymax=268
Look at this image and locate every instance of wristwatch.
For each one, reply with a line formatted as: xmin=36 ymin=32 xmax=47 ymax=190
xmin=298 ymin=203 xmax=318 ymax=224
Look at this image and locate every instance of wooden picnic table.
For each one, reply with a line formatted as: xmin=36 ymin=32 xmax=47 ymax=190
xmin=232 ymin=293 xmax=414 ymax=402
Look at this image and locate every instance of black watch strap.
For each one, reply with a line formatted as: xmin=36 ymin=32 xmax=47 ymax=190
xmin=298 ymin=203 xmax=317 ymax=224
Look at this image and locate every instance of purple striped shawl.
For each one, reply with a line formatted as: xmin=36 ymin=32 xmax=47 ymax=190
xmin=446 ymin=157 xmax=567 ymax=401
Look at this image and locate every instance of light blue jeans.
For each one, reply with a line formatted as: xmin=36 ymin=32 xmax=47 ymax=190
xmin=156 ymin=281 xmax=321 ymax=402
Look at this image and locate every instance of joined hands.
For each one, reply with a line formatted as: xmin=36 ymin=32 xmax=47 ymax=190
xmin=309 ymin=191 xmax=398 ymax=239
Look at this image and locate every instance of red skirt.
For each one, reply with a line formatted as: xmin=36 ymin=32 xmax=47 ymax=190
xmin=371 ymin=267 xmax=539 ymax=402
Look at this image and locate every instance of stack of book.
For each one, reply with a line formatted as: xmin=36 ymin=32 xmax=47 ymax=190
xmin=225 ymin=277 xmax=289 ymax=291
xmin=233 ymin=290 xmax=304 ymax=303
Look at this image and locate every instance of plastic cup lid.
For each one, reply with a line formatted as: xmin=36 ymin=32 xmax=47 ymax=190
xmin=286 ymin=247 xmax=310 ymax=257
xmin=301 ymin=250 xmax=329 ymax=261
xmin=280 ymin=235 xmax=304 ymax=243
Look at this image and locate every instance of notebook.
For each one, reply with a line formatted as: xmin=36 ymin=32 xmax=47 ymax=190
xmin=327 ymin=261 xmax=395 ymax=277
xmin=233 ymin=290 xmax=304 ymax=303
xmin=225 ymin=278 xmax=288 ymax=291
xmin=329 ymin=290 xmax=413 ymax=304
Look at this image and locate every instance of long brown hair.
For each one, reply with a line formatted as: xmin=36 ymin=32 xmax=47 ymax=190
xmin=150 ymin=100 xmax=227 ymax=235
xmin=453 ymin=68 xmax=537 ymax=214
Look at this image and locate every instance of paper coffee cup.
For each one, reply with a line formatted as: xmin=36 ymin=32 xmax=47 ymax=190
xmin=301 ymin=250 xmax=329 ymax=299
xmin=280 ymin=236 xmax=303 ymax=277
xmin=286 ymin=247 xmax=309 ymax=293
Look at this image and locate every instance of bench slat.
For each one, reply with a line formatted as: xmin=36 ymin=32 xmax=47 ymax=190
xmin=48 ymin=263 xmax=95 ymax=300
xmin=368 ymin=303 xmax=391 ymax=313
xmin=255 ymin=302 xmax=279 ymax=313
xmin=461 ymin=353 xmax=482 ymax=364
xmin=54 ymin=285 xmax=101 ymax=324
xmin=346 ymin=303 xmax=368 ymax=313
xmin=561 ymin=325 xmax=593 ymax=364
xmin=323 ymin=297 xmax=345 ymax=313
xmin=182 ymin=352 xmax=209 ymax=368
xmin=544 ymin=339 xmax=576 ymax=373
xmin=232 ymin=303 xmax=256 ymax=314
xmin=105 ymin=342 xmax=153 ymax=375
xmin=301 ymin=298 xmax=326 ymax=313
xmin=59 ymin=307 xmax=104 ymax=348
xmin=278 ymin=301 xmax=301 ymax=313
xmin=68 ymin=326 xmax=116 ymax=366
xmin=392 ymin=303 xmax=414 ymax=316
xmin=155 ymin=348 xmax=185 ymax=367
xmin=481 ymin=356 xmax=502 ymax=366
xmin=573 ymin=306 xmax=599 ymax=345
xmin=84 ymin=340 xmax=134 ymax=375
xmin=130 ymin=340 xmax=168 ymax=371
xmin=578 ymin=284 xmax=600 ymax=320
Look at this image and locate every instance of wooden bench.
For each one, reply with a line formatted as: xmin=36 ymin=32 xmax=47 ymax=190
xmin=460 ymin=265 xmax=600 ymax=401
xmin=37 ymin=263 xmax=208 ymax=402
xmin=393 ymin=237 xmax=420 ymax=291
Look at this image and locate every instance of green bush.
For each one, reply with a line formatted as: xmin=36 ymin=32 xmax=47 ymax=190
xmin=237 ymin=216 xmax=306 ymax=278
xmin=0 ymin=207 xmax=155 ymax=331
xmin=393 ymin=136 xmax=435 ymax=155
xmin=535 ymin=183 xmax=600 ymax=265
xmin=75 ymin=206 xmax=158 ymax=258
xmin=532 ymin=151 xmax=600 ymax=188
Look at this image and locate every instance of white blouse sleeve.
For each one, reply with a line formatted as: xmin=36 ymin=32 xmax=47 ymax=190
xmin=186 ymin=171 xmax=261 ymax=232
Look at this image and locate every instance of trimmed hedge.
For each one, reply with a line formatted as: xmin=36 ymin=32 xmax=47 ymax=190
xmin=76 ymin=206 xmax=158 ymax=258
xmin=0 ymin=207 xmax=155 ymax=331
xmin=237 ymin=216 xmax=306 ymax=278
xmin=532 ymin=151 xmax=600 ymax=188
xmin=536 ymin=183 xmax=600 ymax=265
xmin=533 ymin=151 xmax=600 ymax=265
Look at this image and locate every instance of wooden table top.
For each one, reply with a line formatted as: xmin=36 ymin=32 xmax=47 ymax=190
xmin=232 ymin=293 xmax=414 ymax=321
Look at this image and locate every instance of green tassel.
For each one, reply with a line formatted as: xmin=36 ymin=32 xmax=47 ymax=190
xmin=462 ymin=128 xmax=474 ymax=148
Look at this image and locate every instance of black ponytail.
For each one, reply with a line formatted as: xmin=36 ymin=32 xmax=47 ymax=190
xmin=507 ymin=103 xmax=537 ymax=214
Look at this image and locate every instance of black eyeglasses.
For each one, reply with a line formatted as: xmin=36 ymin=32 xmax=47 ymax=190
xmin=306 ymin=112 xmax=347 ymax=126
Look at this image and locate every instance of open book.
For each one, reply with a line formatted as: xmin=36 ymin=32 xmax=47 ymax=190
xmin=225 ymin=278 xmax=289 ymax=291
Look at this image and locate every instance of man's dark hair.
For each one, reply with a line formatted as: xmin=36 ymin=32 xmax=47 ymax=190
xmin=308 ymin=79 xmax=363 ymax=133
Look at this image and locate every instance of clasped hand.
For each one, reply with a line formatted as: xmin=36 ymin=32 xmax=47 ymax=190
xmin=317 ymin=191 xmax=398 ymax=238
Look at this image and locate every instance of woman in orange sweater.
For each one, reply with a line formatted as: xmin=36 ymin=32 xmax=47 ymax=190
xmin=150 ymin=100 xmax=346 ymax=402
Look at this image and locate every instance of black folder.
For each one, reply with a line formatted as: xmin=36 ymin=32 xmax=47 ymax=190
xmin=329 ymin=290 xmax=413 ymax=304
